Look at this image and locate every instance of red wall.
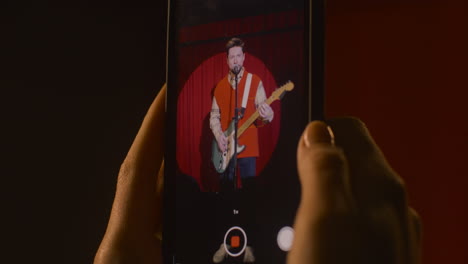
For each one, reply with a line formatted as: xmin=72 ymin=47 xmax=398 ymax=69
xmin=326 ymin=1 xmax=468 ymax=263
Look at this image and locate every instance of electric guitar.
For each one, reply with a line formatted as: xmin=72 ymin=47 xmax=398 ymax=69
xmin=211 ymin=81 xmax=295 ymax=173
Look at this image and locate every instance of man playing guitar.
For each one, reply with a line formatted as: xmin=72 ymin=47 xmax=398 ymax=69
xmin=209 ymin=37 xmax=274 ymax=192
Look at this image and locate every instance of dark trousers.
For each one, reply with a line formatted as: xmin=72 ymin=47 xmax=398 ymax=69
xmin=220 ymin=157 xmax=256 ymax=191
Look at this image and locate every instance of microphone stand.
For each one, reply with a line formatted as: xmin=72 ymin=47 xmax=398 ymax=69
xmin=232 ymin=67 xmax=240 ymax=190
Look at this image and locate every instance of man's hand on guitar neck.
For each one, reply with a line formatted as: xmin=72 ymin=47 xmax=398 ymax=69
xmin=258 ymin=102 xmax=274 ymax=122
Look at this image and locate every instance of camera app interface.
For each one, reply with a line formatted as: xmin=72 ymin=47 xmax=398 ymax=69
xmin=171 ymin=1 xmax=308 ymax=263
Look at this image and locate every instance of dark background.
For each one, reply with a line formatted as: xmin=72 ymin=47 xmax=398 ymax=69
xmin=1 ymin=0 xmax=466 ymax=263
xmin=1 ymin=2 xmax=167 ymax=263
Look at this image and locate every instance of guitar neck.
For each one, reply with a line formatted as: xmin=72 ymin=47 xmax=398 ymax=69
xmin=237 ymin=95 xmax=276 ymax=137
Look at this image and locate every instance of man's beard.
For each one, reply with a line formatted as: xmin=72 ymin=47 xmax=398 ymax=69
xmin=231 ymin=65 xmax=241 ymax=75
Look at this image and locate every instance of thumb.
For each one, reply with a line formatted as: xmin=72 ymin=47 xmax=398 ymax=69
xmin=288 ymin=121 xmax=354 ymax=263
xmin=296 ymin=121 xmax=351 ymax=213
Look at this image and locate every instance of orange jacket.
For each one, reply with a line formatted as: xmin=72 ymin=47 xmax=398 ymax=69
xmin=214 ymin=71 xmax=261 ymax=158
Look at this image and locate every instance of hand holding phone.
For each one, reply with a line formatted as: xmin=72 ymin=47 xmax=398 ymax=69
xmin=94 ymin=87 xmax=421 ymax=263
xmin=94 ymin=0 xmax=420 ymax=262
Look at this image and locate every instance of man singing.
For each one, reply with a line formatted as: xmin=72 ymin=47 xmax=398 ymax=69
xmin=210 ymin=37 xmax=274 ymax=192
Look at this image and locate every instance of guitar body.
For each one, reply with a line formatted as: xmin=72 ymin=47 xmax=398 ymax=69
xmin=211 ymin=119 xmax=246 ymax=173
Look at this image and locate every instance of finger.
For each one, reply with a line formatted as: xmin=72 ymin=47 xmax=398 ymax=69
xmin=218 ymin=140 xmax=226 ymax=152
xmin=259 ymin=108 xmax=265 ymax=117
xmin=296 ymin=121 xmax=353 ymax=216
xmin=327 ymin=117 xmax=414 ymax=263
xmin=326 ymin=117 xmax=381 ymax=161
xmin=125 ymin=84 xmax=167 ymax=174
xmin=114 ymin=84 xmax=166 ymax=228
xmin=97 ymin=84 xmax=166 ymax=258
xmin=288 ymin=121 xmax=355 ymax=264
xmin=326 ymin=117 xmax=406 ymax=209
xmin=262 ymin=106 xmax=269 ymax=116
xmin=408 ymin=207 xmax=422 ymax=264
xmin=408 ymin=207 xmax=422 ymax=246
xmin=154 ymin=161 xmax=165 ymax=242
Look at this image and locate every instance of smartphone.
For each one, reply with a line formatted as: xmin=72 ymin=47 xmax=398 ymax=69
xmin=164 ymin=0 xmax=324 ymax=263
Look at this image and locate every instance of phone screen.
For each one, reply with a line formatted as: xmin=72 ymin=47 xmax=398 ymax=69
xmin=164 ymin=0 xmax=322 ymax=263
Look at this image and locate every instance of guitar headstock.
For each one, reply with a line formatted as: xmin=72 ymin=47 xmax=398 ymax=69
xmin=271 ymin=81 xmax=294 ymax=101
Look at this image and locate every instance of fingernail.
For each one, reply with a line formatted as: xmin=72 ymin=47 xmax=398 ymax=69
xmin=303 ymin=121 xmax=334 ymax=148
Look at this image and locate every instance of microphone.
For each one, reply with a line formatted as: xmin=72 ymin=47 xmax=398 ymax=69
xmin=232 ymin=65 xmax=241 ymax=75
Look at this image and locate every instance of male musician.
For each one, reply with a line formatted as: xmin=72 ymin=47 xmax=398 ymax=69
xmin=210 ymin=37 xmax=274 ymax=192
xmin=210 ymin=38 xmax=274 ymax=263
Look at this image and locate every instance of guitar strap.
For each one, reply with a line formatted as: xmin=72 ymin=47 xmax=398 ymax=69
xmin=240 ymin=73 xmax=253 ymax=118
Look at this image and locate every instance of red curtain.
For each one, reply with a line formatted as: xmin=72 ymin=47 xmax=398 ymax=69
xmin=175 ymin=10 xmax=304 ymax=191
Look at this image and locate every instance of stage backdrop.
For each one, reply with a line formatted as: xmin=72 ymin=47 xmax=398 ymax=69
xmin=175 ymin=10 xmax=304 ymax=191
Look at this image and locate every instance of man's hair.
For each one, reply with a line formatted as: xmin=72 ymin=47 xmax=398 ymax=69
xmin=226 ymin=37 xmax=245 ymax=56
